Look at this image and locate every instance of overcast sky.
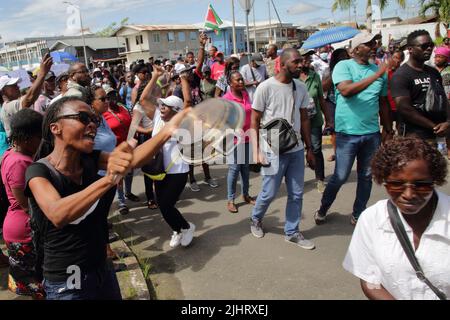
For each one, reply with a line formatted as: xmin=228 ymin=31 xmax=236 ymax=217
xmin=0 ymin=0 xmax=415 ymax=42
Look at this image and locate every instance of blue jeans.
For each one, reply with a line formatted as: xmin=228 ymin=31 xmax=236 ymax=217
xmin=43 ymin=264 xmax=122 ymax=300
xmin=117 ymin=171 xmax=134 ymax=207
xmin=319 ymin=132 xmax=381 ymax=218
xmin=251 ymin=149 xmax=305 ymax=236
xmin=227 ymin=143 xmax=251 ymax=201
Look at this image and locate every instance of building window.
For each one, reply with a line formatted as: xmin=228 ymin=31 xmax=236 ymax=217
xmin=136 ymin=35 xmax=143 ymax=45
xmin=153 ymin=33 xmax=160 ymax=43
xmin=167 ymin=32 xmax=175 ymax=42
xmin=178 ymin=32 xmax=185 ymax=42
xmin=190 ymin=32 xmax=197 ymax=41
xmin=125 ymin=38 xmax=130 ymax=51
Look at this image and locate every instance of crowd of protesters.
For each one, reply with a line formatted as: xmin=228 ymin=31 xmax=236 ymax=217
xmin=0 ymin=28 xmax=449 ymax=300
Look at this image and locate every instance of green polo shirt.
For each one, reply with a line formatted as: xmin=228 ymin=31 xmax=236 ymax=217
xmin=300 ymin=69 xmax=324 ymax=128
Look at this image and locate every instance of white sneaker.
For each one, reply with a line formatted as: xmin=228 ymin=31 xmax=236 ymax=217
xmin=189 ymin=182 xmax=200 ymax=192
xmin=180 ymin=222 xmax=196 ymax=247
xmin=169 ymin=232 xmax=182 ymax=248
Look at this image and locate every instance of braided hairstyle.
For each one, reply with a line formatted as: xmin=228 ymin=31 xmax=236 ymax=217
xmin=34 ymin=96 xmax=84 ymax=161
xmin=227 ymin=70 xmax=242 ymax=87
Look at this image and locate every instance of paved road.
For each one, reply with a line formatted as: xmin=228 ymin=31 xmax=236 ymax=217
xmin=113 ymin=146 xmax=450 ymax=300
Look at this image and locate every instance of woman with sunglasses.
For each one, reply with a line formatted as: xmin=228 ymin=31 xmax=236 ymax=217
xmin=24 ymin=95 xmax=190 ymax=300
xmin=343 ymin=137 xmax=450 ymax=300
xmin=222 ymin=71 xmax=256 ymax=213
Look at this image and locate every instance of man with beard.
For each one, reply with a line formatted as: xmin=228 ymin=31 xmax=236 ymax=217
xmin=0 ymin=53 xmax=53 ymax=137
xmin=314 ymin=32 xmax=393 ymax=226
xmin=250 ymin=48 xmax=316 ymax=249
xmin=52 ymin=62 xmax=91 ymax=103
xmin=391 ymin=30 xmax=450 ymax=141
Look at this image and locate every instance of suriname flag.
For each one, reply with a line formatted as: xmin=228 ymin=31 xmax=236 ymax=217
xmin=204 ymin=4 xmax=223 ymax=34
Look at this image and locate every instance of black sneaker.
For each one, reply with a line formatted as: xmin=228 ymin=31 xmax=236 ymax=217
xmin=125 ymin=193 xmax=140 ymax=202
xmin=314 ymin=210 xmax=327 ymax=225
xmin=119 ymin=206 xmax=129 ymax=215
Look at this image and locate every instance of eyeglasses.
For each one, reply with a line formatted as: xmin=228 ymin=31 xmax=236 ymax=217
xmin=383 ymin=180 xmax=434 ymax=193
xmin=55 ymin=111 xmax=101 ymax=128
xmin=415 ymin=42 xmax=435 ymax=51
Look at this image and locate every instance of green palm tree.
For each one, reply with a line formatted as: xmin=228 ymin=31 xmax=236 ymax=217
xmin=419 ymin=0 xmax=450 ymax=38
xmin=332 ymin=0 xmax=406 ymax=32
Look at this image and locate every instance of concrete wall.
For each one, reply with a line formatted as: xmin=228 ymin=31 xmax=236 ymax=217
xmin=372 ymin=22 xmax=447 ymax=46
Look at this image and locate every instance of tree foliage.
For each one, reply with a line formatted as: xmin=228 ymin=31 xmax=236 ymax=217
xmin=96 ymin=17 xmax=130 ymax=37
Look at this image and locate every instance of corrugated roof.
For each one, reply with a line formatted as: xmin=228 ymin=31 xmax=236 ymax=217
xmin=395 ymin=14 xmax=438 ymax=25
xmin=115 ymin=25 xmax=200 ymax=34
xmin=50 ymin=37 xmax=126 ymax=51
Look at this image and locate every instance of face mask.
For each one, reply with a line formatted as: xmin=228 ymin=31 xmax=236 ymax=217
xmin=319 ymin=53 xmax=328 ymax=61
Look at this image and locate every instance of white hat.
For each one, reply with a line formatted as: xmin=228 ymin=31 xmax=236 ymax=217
xmin=174 ymin=63 xmax=195 ymax=75
xmin=350 ymin=32 xmax=381 ymax=49
xmin=164 ymin=60 xmax=173 ymax=67
xmin=0 ymin=75 xmax=20 ymax=91
xmin=158 ymin=96 xmax=184 ymax=113
xmin=93 ymin=68 xmax=101 ymax=73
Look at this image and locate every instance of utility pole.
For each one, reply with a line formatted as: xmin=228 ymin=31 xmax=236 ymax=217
xmin=231 ymin=0 xmax=237 ymax=54
xmin=268 ymin=0 xmax=273 ymax=44
xmin=252 ymin=1 xmax=257 ymax=53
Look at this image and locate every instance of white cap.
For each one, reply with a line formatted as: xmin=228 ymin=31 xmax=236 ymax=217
xmin=350 ymin=32 xmax=381 ymax=49
xmin=93 ymin=68 xmax=101 ymax=73
xmin=164 ymin=61 xmax=173 ymax=67
xmin=0 ymin=75 xmax=20 ymax=91
xmin=158 ymin=96 xmax=184 ymax=113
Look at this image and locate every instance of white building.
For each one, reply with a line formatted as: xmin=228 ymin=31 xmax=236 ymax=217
xmin=113 ymin=25 xmax=201 ymax=65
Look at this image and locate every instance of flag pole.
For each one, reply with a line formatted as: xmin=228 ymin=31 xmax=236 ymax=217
xmin=231 ymin=0 xmax=237 ymax=55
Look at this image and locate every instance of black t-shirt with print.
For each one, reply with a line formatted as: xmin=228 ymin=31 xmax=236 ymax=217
xmin=391 ymin=63 xmax=446 ymax=139
xmin=24 ymin=150 xmax=114 ymax=282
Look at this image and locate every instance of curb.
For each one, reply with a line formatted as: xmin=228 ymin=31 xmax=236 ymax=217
xmin=109 ymin=232 xmax=151 ymax=300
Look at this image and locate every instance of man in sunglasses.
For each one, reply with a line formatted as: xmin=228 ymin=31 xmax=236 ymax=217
xmin=391 ymin=30 xmax=450 ymax=141
xmin=314 ymin=32 xmax=394 ymax=226
xmin=52 ymin=63 xmax=91 ymax=104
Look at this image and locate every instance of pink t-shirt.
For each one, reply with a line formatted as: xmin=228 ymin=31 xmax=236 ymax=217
xmin=222 ymin=90 xmax=252 ymax=143
xmin=211 ymin=62 xmax=225 ymax=81
xmin=1 ymin=149 xmax=32 ymax=243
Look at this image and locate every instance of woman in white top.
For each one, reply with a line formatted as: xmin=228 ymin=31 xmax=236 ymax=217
xmin=343 ymin=137 xmax=450 ymax=300
xmin=139 ymin=66 xmax=195 ymax=248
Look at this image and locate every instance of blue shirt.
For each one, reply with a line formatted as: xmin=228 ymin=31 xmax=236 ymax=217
xmin=119 ymin=85 xmax=133 ymax=111
xmin=0 ymin=113 xmax=9 ymax=157
xmin=94 ymin=117 xmax=117 ymax=176
xmin=332 ymin=59 xmax=388 ymax=135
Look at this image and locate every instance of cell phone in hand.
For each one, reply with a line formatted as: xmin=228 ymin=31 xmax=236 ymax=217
xmin=41 ymin=48 xmax=50 ymax=57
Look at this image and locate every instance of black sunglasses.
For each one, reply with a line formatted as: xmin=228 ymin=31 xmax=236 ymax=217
xmin=55 ymin=111 xmax=101 ymax=127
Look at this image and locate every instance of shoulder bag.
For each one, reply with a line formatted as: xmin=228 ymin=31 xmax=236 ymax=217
xmin=387 ymin=199 xmax=447 ymax=300
xmin=261 ymin=81 xmax=299 ymax=155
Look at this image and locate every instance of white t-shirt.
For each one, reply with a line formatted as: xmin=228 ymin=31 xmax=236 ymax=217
xmin=152 ymin=109 xmax=189 ymax=174
xmin=133 ymin=103 xmax=153 ymax=129
xmin=252 ymin=77 xmax=309 ymax=154
xmin=343 ymin=190 xmax=450 ymax=300
xmin=240 ymin=64 xmax=268 ymax=102
xmin=0 ymin=97 xmax=24 ymax=137
xmin=311 ymin=56 xmax=329 ymax=80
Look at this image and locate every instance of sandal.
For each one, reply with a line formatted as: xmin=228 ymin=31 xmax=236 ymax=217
xmin=148 ymin=200 xmax=158 ymax=210
xmin=227 ymin=202 xmax=238 ymax=213
xmin=243 ymin=195 xmax=256 ymax=205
